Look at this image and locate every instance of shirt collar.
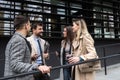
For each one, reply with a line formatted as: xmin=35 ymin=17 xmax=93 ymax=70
xmin=32 ymin=35 xmax=41 ymax=41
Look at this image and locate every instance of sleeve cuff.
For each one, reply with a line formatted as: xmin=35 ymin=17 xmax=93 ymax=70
xmin=79 ymin=57 xmax=84 ymax=62
xmin=80 ymin=55 xmax=87 ymax=61
xmin=32 ymin=63 xmax=39 ymax=70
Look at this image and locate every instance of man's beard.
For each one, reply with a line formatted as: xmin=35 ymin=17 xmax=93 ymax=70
xmin=36 ymin=33 xmax=43 ymax=37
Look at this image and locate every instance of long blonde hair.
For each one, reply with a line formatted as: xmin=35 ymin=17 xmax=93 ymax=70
xmin=72 ymin=18 xmax=89 ymax=40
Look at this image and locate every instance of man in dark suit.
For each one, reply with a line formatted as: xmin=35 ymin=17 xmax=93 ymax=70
xmin=4 ymin=15 xmax=51 ymax=80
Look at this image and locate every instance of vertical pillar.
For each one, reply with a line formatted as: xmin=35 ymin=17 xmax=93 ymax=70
xmin=113 ymin=1 xmax=119 ymax=38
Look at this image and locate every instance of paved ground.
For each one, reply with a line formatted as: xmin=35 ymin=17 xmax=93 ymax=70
xmin=55 ymin=63 xmax=120 ymax=80
xmin=95 ymin=63 xmax=120 ymax=80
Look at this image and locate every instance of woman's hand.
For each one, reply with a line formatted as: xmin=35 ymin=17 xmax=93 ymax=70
xmin=68 ymin=56 xmax=80 ymax=64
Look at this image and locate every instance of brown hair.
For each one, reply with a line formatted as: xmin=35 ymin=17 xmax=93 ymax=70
xmin=65 ymin=26 xmax=74 ymax=44
xmin=31 ymin=21 xmax=43 ymax=30
xmin=14 ymin=15 xmax=30 ymax=29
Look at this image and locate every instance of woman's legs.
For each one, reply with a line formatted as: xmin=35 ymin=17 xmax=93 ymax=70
xmin=63 ymin=68 xmax=71 ymax=80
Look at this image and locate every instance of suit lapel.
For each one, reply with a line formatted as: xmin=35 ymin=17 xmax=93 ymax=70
xmin=73 ymin=38 xmax=83 ymax=56
xmin=73 ymin=40 xmax=79 ymax=50
xmin=73 ymin=35 xmax=83 ymax=50
xmin=31 ymin=35 xmax=38 ymax=53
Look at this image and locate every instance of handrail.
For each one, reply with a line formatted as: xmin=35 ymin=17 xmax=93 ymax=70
xmin=96 ymin=43 xmax=120 ymax=48
xmin=0 ymin=53 xmax=120 ymax=80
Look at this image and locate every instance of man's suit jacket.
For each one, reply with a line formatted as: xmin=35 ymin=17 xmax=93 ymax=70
xmin=4 ymin=32 xmax=39 ymax=80
xmin=27 ymin=35 xmax=46 ymax=64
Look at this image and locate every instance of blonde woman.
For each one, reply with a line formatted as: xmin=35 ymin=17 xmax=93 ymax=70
xmin=68 ymin=19 xmax=100 ymax=80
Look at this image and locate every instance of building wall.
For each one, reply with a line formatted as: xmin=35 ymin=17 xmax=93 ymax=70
xmin=0 ymin=0 xmax=120 ymax=39
xmin=0 ymin=0 xmax=120 ymax=79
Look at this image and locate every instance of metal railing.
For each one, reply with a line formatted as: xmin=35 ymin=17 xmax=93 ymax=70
xmin=0 ymin=53 xmax=120 ymax=80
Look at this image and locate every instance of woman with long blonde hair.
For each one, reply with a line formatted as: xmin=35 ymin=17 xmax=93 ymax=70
xmin=68 ymin=19 xmax=101 ymax=80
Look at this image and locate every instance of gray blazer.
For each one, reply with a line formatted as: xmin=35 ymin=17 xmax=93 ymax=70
xmin=4 ymin=32 xmax=38 ymax=80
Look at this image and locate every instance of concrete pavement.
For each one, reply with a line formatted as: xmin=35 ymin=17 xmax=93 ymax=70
xmin=95 ymin=63 xmax=120 ymax=80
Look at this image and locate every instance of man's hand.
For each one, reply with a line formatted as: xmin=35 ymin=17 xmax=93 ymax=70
xmin=31 ymin=53 xmax=38 ymax=61
xmin=55 ymin=51 xmax=59 ymax=57
xmin=43 ymin=53 xmax=49 ymax=59
xmin=37 ymin=65 xmax=51 ymax=74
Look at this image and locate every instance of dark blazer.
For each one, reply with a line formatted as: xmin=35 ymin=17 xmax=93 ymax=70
xmin=4 ymin=32 xmax=39 ymax=80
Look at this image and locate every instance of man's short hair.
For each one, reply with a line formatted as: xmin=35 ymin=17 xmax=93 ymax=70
xmin=14 ymin=15 xmax=30 ymax=29
xmin=31 ymin=21 xmax=43 ymax=30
